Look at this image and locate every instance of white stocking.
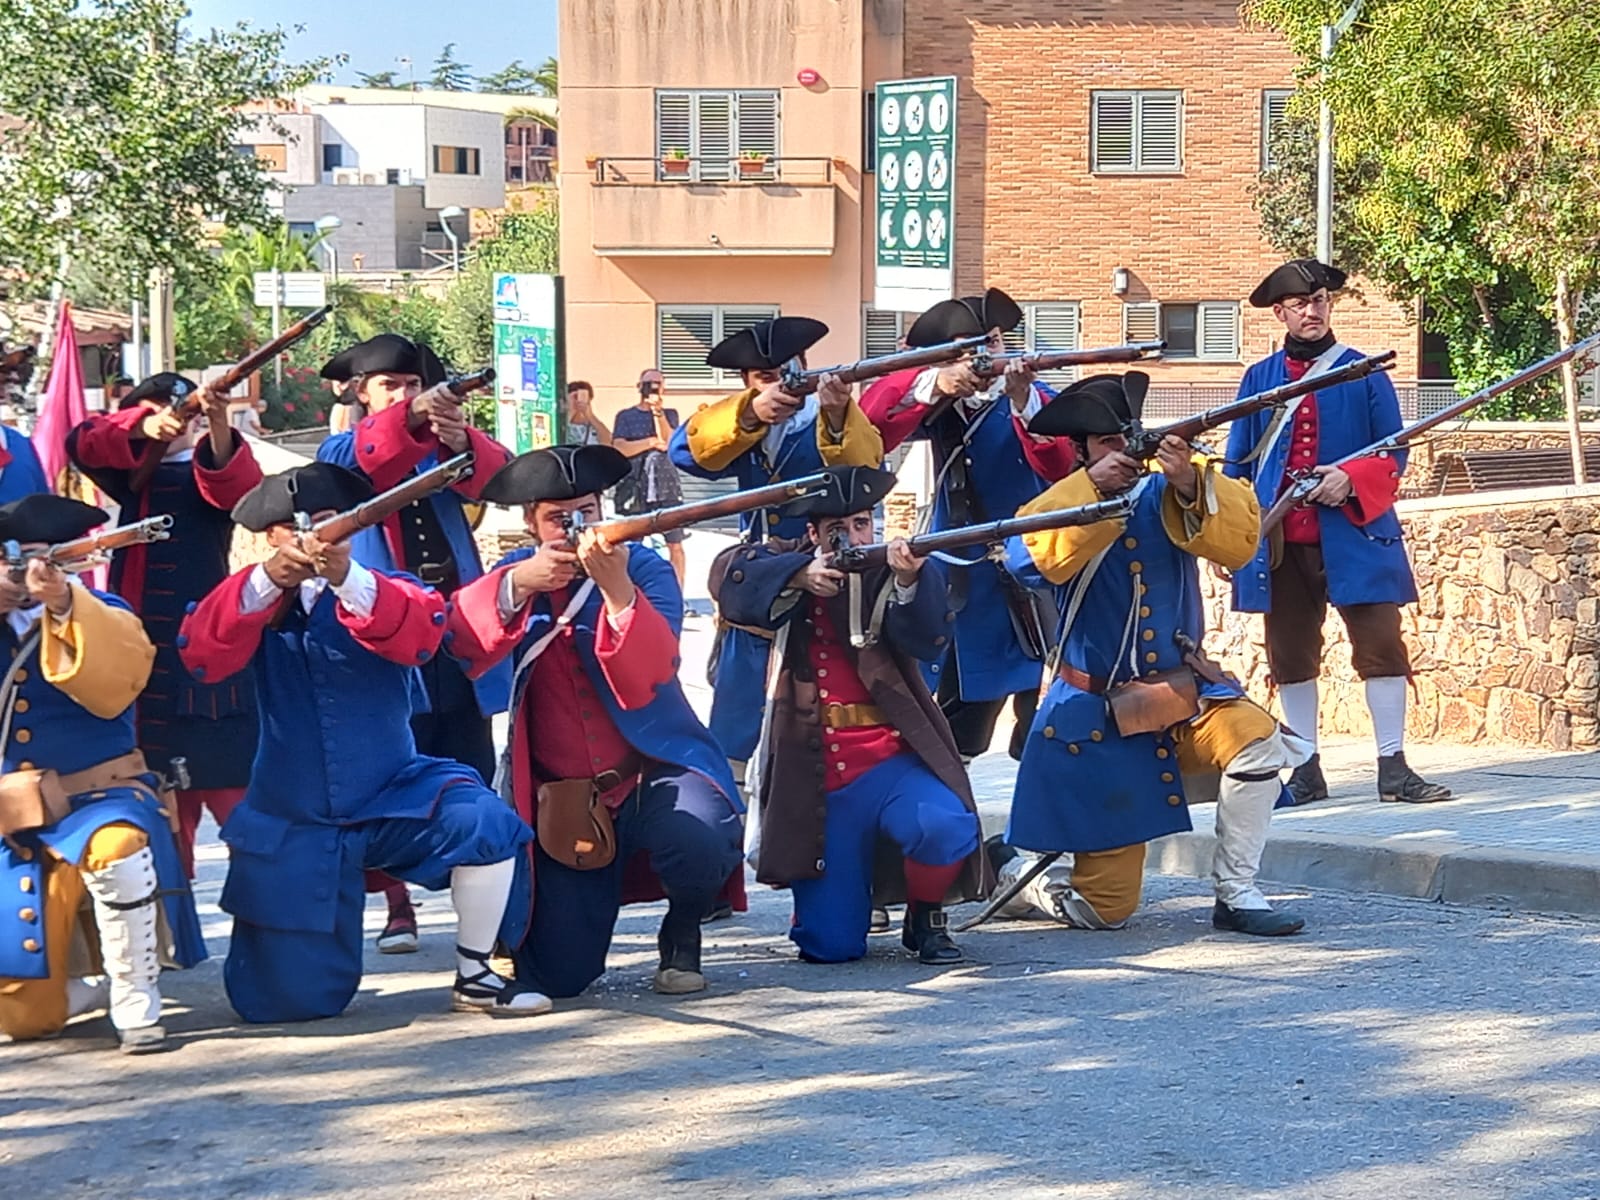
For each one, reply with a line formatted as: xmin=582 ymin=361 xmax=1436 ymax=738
xmin=81 ymin=848 xmax=163 ymax=1031
xmin=1213 ymin=737 xmax=1292 ymax=911
xmin=1365 ymin=676 xmax=1407 ymax=757
xmin=1277 ymin=680 xmax=1319 ymax=748
xmin=450 ymin=858 xmax=515 ymax=976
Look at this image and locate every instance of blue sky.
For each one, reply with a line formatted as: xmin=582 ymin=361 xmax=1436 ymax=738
xmin=183 ymin=0 xmax=558 ymax=85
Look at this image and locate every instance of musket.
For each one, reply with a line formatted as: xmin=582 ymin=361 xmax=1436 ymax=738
xmin=779 ymin=334 xmax=991 ymax=397
xmin=918 ymin=340 xmax=1169 ymax=426
xmin=3 ymin=515 xmax=174 ymax=583
xmin=825 ymin=496 xmax=1135 ymax=573
xmin=300 ymin=452 xmax=476 ymax=545
xmin=1260 ymin=332 xmax=1600 ymax=535
xmin=419 ymin=367 xmax=496 ymax=405
xmin=562 ymin=472 xmax=835 ymax=542
xmin=1125 ymin=349 xmax=1397 ymax=460
xmin=128 ymin=304 xmax=334 ymax=491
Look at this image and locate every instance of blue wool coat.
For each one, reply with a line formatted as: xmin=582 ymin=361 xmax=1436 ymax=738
xmin=0 ymin=427 xmax=50 ymax=501
xmin=1224 ymin=347 xmax=1417 ymax=612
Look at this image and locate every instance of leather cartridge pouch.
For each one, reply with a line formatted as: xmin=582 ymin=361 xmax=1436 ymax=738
xmin=0 ymin=769 xmax=71 ymax=836
xmin=1106 ymin=667 xmax=1201 ymax=737
xmin=535 ymin=778 xmax=618 ymax=871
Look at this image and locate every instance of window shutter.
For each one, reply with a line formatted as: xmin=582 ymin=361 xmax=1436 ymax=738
xmin=736 ymin=90 xmax=779 ymax=178
xmin=658 ymin=307 xmax=717 ymax=387
xmin=695 ymin=92 xmax=735 ymax=182
xmin=1092 ymin=93 xmax=1135 ymax=171
xmin=656 ymin=90 xmax=692 ymax=178
xmin=999 ymin=321 xmax=1027 ymax=354
xmin=1137 ymin=93 xmax=1182 ymax=171
xmin=1197 ymin=303 xmax=1241 ymax=360
xmin=863 ymin=308 xmax=904 ymax=358
xmin=1261 ymin=90 xmax=1292 ymax=170
xmin=1026 ymin=303 xmax=1082 ymax=387
xmin=714 ymin=305 xmax=781 ymax=383
xmin=1122 ymin=302 xmax=1160 ymax=344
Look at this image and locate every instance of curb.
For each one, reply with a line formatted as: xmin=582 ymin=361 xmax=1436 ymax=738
xmin=1146 ymin=829 xmax=1600 ymax=919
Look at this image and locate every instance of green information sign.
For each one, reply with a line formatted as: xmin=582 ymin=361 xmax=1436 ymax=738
xmin=874 ymin=75 xmax=956 ymax=312
xmin=491 ymin=273 xmax=563 ymax=453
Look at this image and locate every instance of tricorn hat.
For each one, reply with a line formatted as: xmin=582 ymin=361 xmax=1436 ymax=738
xmin=0 ymin=494 xmax=108 ymax=545
xmin=705 ymin=317 xmax=830 ymax=372
xmin=479 ymin=445 xmax=631 ymax=506
xmin=1027 ymin=372 xmax=1149 ymax=439
xmin=1248 ymin=258 xmax=1348 ymax=308
xmin=904 ymin=287 xmax=1023 ymax=349
xmin=120 ymin=372 xmax=197 ymax=411
xmin=321 ymin=333 xmax=447 ymax=384
xmin=231 ymin=463 xmax=374 ymax=532
xmin=783 ymin=465 xmax=898 ymax=520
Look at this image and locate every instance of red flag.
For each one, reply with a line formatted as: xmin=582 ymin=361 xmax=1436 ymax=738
xmin=31 ymin=300 xmax=91 ymax=498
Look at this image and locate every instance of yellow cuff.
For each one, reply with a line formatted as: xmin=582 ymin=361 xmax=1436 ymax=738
xmin=682 ymin=388 xmax=767 ymax=472
xmin=1159 ymin=459 xmax=1260 ymax=570
xmin=40 ymin=586 xmax=156 ymax=719
xmin=817 ymin=399 xmax=885 ymax=467
xmin=1018 ymin=470 xmax=1124 ymax=585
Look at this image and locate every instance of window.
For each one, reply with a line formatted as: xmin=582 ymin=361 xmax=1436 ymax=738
xmin=322 ymin=143 xmax=344 ymax=172
xmin=655 ymin=90 xmax=780 ymax=182
xmin=862 ymin=308 xmax=912 ymax=357
xmin=657 ymin=305 xmax=780 ymax=387
xmin=1124 ymin=302 xmax=1240 ymax=360
xmin=253 ymin=143 xmax=289 ymax=173
xmin=432 ymin=145 xmax=481 ymax=175
xmin=1019 ymin=303 xmax=1083 ymax=387
xmin=1261 ymin=89 xmax=1293 ymax=171
xmin=386 ymin=168 xmax=401 ymax=185
xmin=1091 ymin=90 xmax=1182 ymax=173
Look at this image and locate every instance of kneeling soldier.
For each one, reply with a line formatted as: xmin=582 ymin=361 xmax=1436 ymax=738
xmin=0 ymin=495 xmax=205 ymax=1052
xmin=719 ymin=466 xmax=986 ymax=964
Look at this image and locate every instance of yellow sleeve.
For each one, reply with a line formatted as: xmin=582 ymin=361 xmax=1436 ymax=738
xmin=40 ymin=586 xmax=156 ymax=719
xmin=681 ymin=388 xmax=766 ymax=471
xmin=1017 ymin=470 xmax=1125 ymax=585
xmin=1159 ymin=454 xmax=1261 ymax=571
xmin=816 ymin=399 xmax=885 ymax=467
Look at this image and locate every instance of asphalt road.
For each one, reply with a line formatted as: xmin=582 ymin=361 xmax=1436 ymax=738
xmin=6 ymin=874 xmax=1600 ymax=1200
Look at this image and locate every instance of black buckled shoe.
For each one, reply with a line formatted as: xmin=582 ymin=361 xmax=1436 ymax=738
xmin=1378 ymin=753 xmax=1453 ymax=803
xmin=902 ymin=903 xmax=964 ymax=965
xmin=868 ymin=906 xmax=892 ymax=933
xmin=451 ymin=947 xmax=553 ymax=1015
xmin=1212 ymin=901 xmax=1305 ymax=937
xmin=1286 ymin=753 xmax=1330 ymax=806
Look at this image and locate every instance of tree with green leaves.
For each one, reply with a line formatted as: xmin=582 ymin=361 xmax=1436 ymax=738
xmin=356 ymin=69 xmax=399 ymax=88
xmin=438 ymin=200 xmax=560 ymax=371
xmin=478 ymin=60 xmax=539 ymax=95
xmin=1248 ymin=0 xmax=1600 ymax=449
xmin=429 ymin=42 xmax=473 ymax=92
xmin=0 ymin=0 xmax=332 ymax=303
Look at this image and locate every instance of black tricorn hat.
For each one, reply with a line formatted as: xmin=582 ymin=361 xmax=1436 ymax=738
xmin=904 ymin=287 xmax=1023 ymax=349
xmin=0 ymin=494 xmax=108 ymax=545
xmin=784 ymin=466 xmax=899 ymax=520
xmin=1249 ymin=258 xmax=1348 ymax=308
xmin=320 ymin=333 xmax=447 ymax=384
xmin=705 ymin=317 xmax=830 ymax=371
xmin=1027 ymin=372 xmax=1150 ymax=439
xmin=121 ymin=372 xmax=197 ymax=411
xmin=479 ymin=445 xmax=631 ymax=506
xmin=231 ymin=463 xmax=374 ymax=532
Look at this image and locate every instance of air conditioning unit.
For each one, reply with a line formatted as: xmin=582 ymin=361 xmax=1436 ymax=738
xmin=361 ymin=173 xmax=380 ymax=185
xmin=331 ymin=168 xmax=361 ymax=185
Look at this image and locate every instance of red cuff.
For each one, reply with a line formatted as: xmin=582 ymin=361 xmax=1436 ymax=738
xmin=353 ymin=401 xmax=434 ymax=489
xmin=857 ymin=367 xmax=928 ymax=454
xmin=1342 ymin=455 xmax=1402 ymax=525
xmin=444 ymin=565 xmax=529 ymax=678
xmin=452 ymin=426 xmax=514 ymax=500
xmin=594 ymin=592 xmax=677 ymax=711
xmin=1014 ymin=414 xmax=1078 ymax=481
xmin=68 ymin=407 xmax=152 ymax=472
xmin=178 ymin=569 xmax=277 ymax=684
xmin=194 ymin=437 xmax=264 ymax=511
xmin=342 ymin=572 xmax=446 ymax=665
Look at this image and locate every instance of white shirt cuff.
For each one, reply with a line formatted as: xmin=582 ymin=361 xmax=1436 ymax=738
xmin=893 ymin=579 xmax=919 ymax=604
xmin=1012 ymin=381 xmax=1046 ymax=422
xmin=497 ymin=568 xmax=528 ymax=623
xmin=240 ymin=564 xmax=281 ymax=615
xmin=911 ymin=367 xmax=943 ymax=407
xmin=331 ymin=560 xmax=378 ymax=619
xmin=605 ymin=595 xmax=635 ymax=631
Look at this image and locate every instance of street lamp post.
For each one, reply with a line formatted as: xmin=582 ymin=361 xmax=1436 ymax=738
xmin=1315 ymin=0 xmax=1367 ymax=266
xmin=314 ymin=214 xmax=343 ymax=284
xmin=439 ymin=205 xmax=465 ymax=276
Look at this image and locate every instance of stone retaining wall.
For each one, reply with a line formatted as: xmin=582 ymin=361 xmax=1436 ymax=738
xmin=1201 ymin=484 xmax=1600 ymax=750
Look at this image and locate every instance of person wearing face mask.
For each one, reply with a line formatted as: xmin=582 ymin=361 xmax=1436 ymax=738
xmin=66 ymin=373 xmax=264 ymax=878
xmin=612 ymin=369 xmax=687 ymax=585
xmin=316 ymin=334 xmax=515 ymax=954
xmin=1225 ymin=260 xmax=1451 ymax=806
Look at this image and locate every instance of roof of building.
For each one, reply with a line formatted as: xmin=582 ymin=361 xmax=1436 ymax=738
xmin=298 ymin=85 xmax=556 ymax=121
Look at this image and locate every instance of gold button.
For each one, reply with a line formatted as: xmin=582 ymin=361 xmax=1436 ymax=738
xmin=13 ymin=729 xmax=30 ymax=744
xmin=767 ymin=513 xmax=780 ymax=526
xmin=1068 ymin=744 xmax=1080 ymax=755
xmin=1139 ymin=584 xmax=1149 ymax=596
xmin=1142 ymin=629 xmax=1155 ymax=642
xmin=1157 ymin=748 xmax=1170 ymax=759
xmin=1090 ymin=730 xmax=1103 ymax=742
xmin=1128 ymin=561 xmax=1143 ymax=574
xmin=19 ymin=907 xmax=36 ymax=922
xmin=19 ymin=877 xmax=33 ymax=893
xmin=1139 ymin=606 xmax=1151 ymax=618
xmin=1043 ymin=725 xmax=1055 ymax=738
xmin=13 ymin=670 xmax=25 ymax=683
xmin=1167 ymin=795 xmax=1182 ymax=807
xmin=13 ymin=699 xmax=27 ymax=714
xmin=1161 ymin=772 xmax=1174 ymax=783
xmin=1145 ymin=652 xmax=1158 ymax=663
xmin=22 ymin=938 xmax=39 ymax=952
xmin=18 ymin=761 xmax=33 ymax=770
xmin=1123 ymin=537 xmax=1138 ymax=550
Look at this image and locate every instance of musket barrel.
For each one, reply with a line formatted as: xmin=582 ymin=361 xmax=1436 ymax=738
xmin=828 ymin=496 xmax=1133 ymax=571
xmin=588 ymin=471 xmax=834 ymax=542
xmin=312 ymin=452 xmax=475 ymax=545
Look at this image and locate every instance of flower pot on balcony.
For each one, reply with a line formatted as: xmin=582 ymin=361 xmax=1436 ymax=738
xmin=660 ymin=157 xmax=691 ymax=177
xmin=738 ymin=157 xmax=770 ymax=178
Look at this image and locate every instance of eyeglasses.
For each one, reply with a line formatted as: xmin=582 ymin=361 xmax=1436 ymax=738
xmin=1280 ymin=291 xmax=1334 ymax=313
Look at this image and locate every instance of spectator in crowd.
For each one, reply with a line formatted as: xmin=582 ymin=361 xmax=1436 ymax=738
xmin=565 ymin=380 xmax=612 ymax=447
xmin=611 ymin=368 xmax=687 ymax=586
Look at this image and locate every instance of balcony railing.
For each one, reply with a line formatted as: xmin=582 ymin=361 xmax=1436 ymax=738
xmin=592 ymin=156 xmax=836 ymax=186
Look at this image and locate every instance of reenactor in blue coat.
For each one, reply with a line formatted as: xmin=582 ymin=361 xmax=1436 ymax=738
xmin=669 ymin=318 xmax=884 ymax=788
xmin=0 ymin=495 xmax=205 ymax=1052
xmin=1226 ymin=260 xmax=1451 ymax=805
xmin=1001 ymin=374 xmax=1312 ymax=937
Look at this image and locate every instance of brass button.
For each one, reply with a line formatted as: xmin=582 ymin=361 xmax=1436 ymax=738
xmin=731 ymin=570 xmax=744 ymax=582
xmin=1089 ymin=730 xmax=1103 ymax=742
xmin=1144 ymin=652 xmax=1158 ymax=663
xmin=1128 ymin=561 xmax=1143 ymax=574
xmin=1139 ymin=584 xmax=1149 ymax=596
xmin=1142 ymin=629 xmax=1155 ymax=642
xmin=1157 ymin=748 xmax=1170 ymax=759
xmin=22 ymin=938 xmax=39 ymax=952
xmin=1166 ymin=795 xmax=1182 ymax=807
xmin=1139 ymin=606 xmax=1151 ymax=618
xmin=19 ymin=907 xmax=36 ymax=922
xmin=767 ymin=513 xmax=780 ymax=526
xmin=13 ymin=699 xmax=27 ymax=714
xmin=1043 ymin=725 xmax=1055 ymax=738
xmin=14 ymin=729 xmax=29 ymax=744
xmin=1068 ymin=744 xmax=1080 ymax=755
xmin=13 ymin=670 xmax=25 ymax=683
xmin=20 ymin=876 xmax=33 ymax=893
xmin=1161 ymin=772 xmax=1174 ymax=783
xmin=18 ymin=761 xmax=33 ymax=770
xmin=1123 ymin=537 xmax=1138 ymax=550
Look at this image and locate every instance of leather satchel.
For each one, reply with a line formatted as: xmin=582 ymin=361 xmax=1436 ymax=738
xmin=535 ymin=778 xmax=617 ymax=871
xmin=1106 ymin=667 xmax=1200 ymax=737
xmin=0 ymin=769 xmax=71 ymax=837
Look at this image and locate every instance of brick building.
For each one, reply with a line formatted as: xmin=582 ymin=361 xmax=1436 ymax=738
xmin=559 ymin=0 xmax=1423 ymax=421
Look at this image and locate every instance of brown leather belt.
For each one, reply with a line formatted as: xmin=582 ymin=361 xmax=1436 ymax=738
xmin=1057 ymin=664 xmax=1109 ymax=696
xmin=822 ymin=702 xmax=888 ymax=729
xmin=717 ymin=617 xmax=776 ymax=642
xmin=58 ymin=751 xmax=155 ymax=798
